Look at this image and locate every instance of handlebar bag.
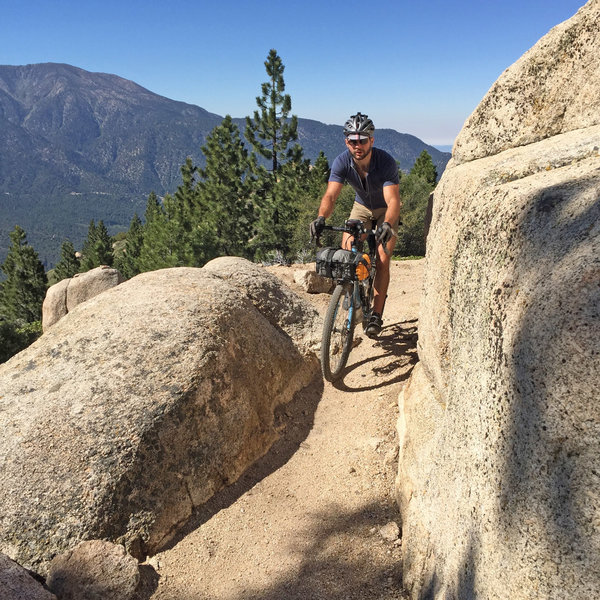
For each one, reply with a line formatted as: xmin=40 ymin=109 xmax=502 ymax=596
xmin=331 ymin=249 xmax=360 ymax=280
xmin=316 ymin=248 xmax=367 ymax=281
xmin=315 ymin=247 xmax=338 ymax=279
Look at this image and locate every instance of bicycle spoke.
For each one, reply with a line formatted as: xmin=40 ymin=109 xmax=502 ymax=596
xmin=321 ymin=284 xmax=355 ymax=381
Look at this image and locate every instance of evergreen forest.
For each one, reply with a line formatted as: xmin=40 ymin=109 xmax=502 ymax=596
xmin=0 ymin=50 xmax=438 ymax=363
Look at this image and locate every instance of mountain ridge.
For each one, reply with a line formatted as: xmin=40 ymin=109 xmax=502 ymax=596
xmin=0 ymin=63 xmax=450 ymax=266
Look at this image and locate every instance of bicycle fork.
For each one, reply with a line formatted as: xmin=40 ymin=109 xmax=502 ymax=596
xmin=351 ymin=282 xmax=363 ymax=325
xmin=336 ymin=284 xmax=354 ymax=330
xmin=337 ymin=283 xmax=364 ymax=331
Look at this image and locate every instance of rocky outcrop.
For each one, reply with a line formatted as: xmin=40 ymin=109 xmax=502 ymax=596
xmin=397 ymin=2 xmax=600 ymax=599
xmin=0 ymin=259 xmax=320 ymax=574
xmin=42 ymin=266 xmax=125 ymax=330
xmin=453 ymin=1 xmax=600 ymax=164
xmin=0 ymin=553 xmax=57 ymax=599
xmin=47 ymin=540 xmax=141 ymax=600
xmin=202 ymin=257 xmax=323 ymax=353
xmin=293 ymin=267 xmax=335 ymax=294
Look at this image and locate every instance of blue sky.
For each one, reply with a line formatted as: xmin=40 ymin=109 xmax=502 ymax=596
xmin=2 ymin=0 xmax=588 ymax=146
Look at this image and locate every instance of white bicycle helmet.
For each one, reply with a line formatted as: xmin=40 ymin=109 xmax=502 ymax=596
xmin=343 ymin=112 xmax=375 ymax=138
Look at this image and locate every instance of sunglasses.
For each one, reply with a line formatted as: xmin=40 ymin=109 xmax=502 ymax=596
xmin=347 ymin=137 xmax=370 ymax=146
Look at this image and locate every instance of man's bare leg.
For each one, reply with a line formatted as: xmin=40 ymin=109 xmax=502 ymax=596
xmin=366 ymin=237 xmax=395 ymax=337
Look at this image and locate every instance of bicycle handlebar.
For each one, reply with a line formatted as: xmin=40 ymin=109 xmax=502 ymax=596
xmin=320 ymin=224 xmax=368 ymax=233
xmin=313 ymin=220 xmax=391 ymax=256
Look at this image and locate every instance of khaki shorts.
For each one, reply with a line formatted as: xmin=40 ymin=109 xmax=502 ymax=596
xmin=348 ymin=202 xmax=399 ymax=235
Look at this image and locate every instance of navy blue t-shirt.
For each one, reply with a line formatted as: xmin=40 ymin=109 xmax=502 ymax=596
xmin=329 ymin=147 xmax=399 ymax=210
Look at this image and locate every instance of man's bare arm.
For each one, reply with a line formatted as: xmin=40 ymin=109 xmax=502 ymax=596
xmin=382 ymin=183 xmax=402 ymax=225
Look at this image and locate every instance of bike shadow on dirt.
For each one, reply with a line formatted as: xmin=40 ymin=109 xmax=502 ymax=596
xmin=331 ymin=319 xmax=419 ymax=392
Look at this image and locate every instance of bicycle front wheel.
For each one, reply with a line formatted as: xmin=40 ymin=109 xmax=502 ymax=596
xmin=321 ymin=283 xmax=356 ymax=382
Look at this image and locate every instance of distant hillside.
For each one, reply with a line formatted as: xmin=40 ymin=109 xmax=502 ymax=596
xmin=0 ymin=63 xmax=450 ymax=267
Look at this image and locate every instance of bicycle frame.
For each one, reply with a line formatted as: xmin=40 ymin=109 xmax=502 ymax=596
xmin=317 ymin=219 xmax=379 ymax=381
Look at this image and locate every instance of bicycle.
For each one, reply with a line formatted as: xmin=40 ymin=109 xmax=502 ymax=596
xmin=314 ymin=219 xmax=384 ymax=382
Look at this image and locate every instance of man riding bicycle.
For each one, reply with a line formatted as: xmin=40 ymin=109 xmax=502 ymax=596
xmin=310 ymin=112 xmax=402 ymax=338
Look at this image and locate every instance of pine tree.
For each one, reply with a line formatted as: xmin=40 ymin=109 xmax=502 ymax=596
xmin=138 ymin=192 xmax=193 ymax=271
xmin=53 ymin=240 xmax=81 ymax=282
xmin=137 ymin=193 xmax=165 ymax=272
xmin=393 ymin=151 xmax=438 ymax=256
xmin=94 ymin=220 xmax=113 ymax=266
xmin=243 ymin=50 xmax=310 ymax=261
xmin=196 ymin=115 xmax=256 ymax=261
xmin=114 ymin=214 xmax=144 ymax=279
xmin=245 ymin=49 xmax=298 ymax=174
xmin=173 ymin=158 xmax=198 ymax=239
xmin=80 ymin=220 xmax=98 ymax=271
xmin=0 ymin=320 xmax=24 ymax=363
xmin=395 ymin=172 xmax=432 ymax=257
xmin=410 ymin=150 xmax=438 ymax=187
xmin=144 ymin=191 xmax=162 ymax=225
xmin=290 ymin=152 xmax=331 ymax=258
xmin=80 ymin=220 xmax=113 ymax=272
xmin=0 ymin=225 xmax=47 ymax=325
xmin=266 ymin=145 xmax=311 ymax=259
xmin=310 ymin=151 xmax=331 ymax=187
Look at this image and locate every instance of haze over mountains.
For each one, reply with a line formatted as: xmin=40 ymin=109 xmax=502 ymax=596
xmin=0 ymin=63 xmax=451 ymax=266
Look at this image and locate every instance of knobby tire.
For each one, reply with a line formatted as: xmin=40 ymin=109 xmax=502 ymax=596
xmin=321 ymin=283 xmax=355 ymax=382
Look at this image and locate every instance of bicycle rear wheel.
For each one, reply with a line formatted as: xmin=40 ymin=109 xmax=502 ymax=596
xmin=321 ymin=282 xmax=356 ymax=382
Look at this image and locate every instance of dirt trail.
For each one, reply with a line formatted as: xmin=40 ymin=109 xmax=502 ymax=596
xmin=148 ymin=260 xmax=424 ymax=600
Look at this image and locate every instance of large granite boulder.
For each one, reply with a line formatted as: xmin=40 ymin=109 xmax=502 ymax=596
xmin=42 ymin=266 xmax=125 ymax=331
xmin=0 ymin=260 xmax=320 ymax=574
xmin=397 ymin=2 xmax=600 ymax=599
xmin=453 ymin=1 xmax=600 ymax=164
